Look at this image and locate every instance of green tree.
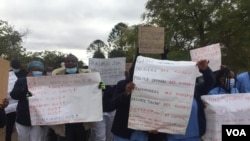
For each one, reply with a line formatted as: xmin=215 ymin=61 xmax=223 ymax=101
xmin=108 ymin=48 xmax=125 ymax=58
xmin=40 ymin=50 xmax=66 ymax=68
xmin=92 ymin=50 xmax=105 ymax=58
xmin=210 ymin=0 xmax=250 ymax=71
xmin=143 ymin=0 xmax=250 ymax=70
xmin=0 ymin=20 xmax=26 ymax=59
xmin=107 ymin=22 xmax=128 ymax=51
xmin=87 ymin=39 xmax=107 ymax=58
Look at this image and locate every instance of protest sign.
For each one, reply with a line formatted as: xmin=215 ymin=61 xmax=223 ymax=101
xmin=201 ymin=94 xmax=250 ymax=141
xmin=138 ymin=26 xmax=165 ymax=54
xmin=88 ymin=57 xmax=126 ymax=85
xmin=128 ymin=56 xmax=198 ymax=134
xmin=27 ymin=72 xmax=102 ymax=125
xmin=0 ymin=58 xmax=10 ymax=101
xmin=190 ymin=43 xmax=221 ymax=72
xmin=5 ymin=71 xmax=18 ymax=114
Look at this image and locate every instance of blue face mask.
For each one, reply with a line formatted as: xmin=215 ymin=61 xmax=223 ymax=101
xmin=32 ymin=71 xmax=43 ymax=77
xmin=13 ymin=69 xmax=20 ymax=73
xmin=65 ymin=67 xmax=77 ymax=74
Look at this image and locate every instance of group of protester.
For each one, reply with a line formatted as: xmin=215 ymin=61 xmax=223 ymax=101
xmin=1 ymin=53 xmax=250 ymax=141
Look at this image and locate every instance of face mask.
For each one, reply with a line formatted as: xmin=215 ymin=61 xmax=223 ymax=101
xmin=32 ymin=71 xmax=43 ymax=77
xmin=229 ymin=78 xmax=235 ymax=87
xmin=65 ymin=67 xmax=77 ymax=74
xmin=46 ymin=72 xmax=52 ymax=76
xmin=226 ymin=78 xmax=235 ymax=88
xmin=13 ymin=69 xmax=20 ymax=73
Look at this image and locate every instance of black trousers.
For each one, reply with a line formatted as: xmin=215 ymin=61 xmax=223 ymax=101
xmin=148 ymin=132 xmax=167 ymax=141
xmin=5 ymin=112 xmax=16 ymax=141
xmin=58 ymin=123 xmax=90 ymax=141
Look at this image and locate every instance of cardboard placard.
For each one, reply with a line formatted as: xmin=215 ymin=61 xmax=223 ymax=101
xmin=138 ymin=27 xmax=165 ymax=54
xmin=0 ymin=58 xmax=10 ymax=101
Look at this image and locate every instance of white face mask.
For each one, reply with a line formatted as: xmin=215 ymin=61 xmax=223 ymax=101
xmin=46 ymin=72 xmax=52 ymax=76
xmin=226 ymin=78 xmax=235 ymax=88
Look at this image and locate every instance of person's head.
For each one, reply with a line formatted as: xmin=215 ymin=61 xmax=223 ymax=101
xmin=215 ymin=67 xmax=236 ymax=92
xmin=64 ymin=54 xmax=78 ymax=74
xmin=27 ymin=61 xmax=44 ymax=77
xmin=10 ymin=59 xmax=21 ymax=73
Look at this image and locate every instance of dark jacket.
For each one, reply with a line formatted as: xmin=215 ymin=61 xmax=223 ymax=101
xmin=0 ymin=109 xmax=7 ymax=128
xmin=13 ymin=69 xmax=28 ymax=78
xmin=194 ymin=67 xmax=216 ymax=137
xmin=10 ymin=78 xmax=32 ymax=126
xmin=111 ymin=79 xmax=134 ymax=139
xmin=103 ymin=85 xmax=116 ymax=112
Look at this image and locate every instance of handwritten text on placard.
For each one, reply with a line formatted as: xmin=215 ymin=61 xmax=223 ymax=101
xmin=190 ymin=43 xmax=221 ymax=72
xmin=201 ymin=94 xmax=250 ymax=141
xmin=138 ymin=27 xmax=165 ymax=54
xmin=88 ymin=57 xmax=125 ymax=85
xmin=27 ymin=73 xmax=102 ymax=125
xmin=128 ymin=56 xmax=197 ymax=134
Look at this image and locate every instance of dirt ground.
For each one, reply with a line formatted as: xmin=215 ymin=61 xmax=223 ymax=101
xmin=0 ymin=126 xmax=17 ymax=141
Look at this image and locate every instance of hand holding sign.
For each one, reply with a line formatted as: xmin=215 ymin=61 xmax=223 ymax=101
xmin=196 ymin=59 xmax=209 ymax=71
xmin=0 ymin=98 xmax=9 ymax=110
xmin=125 ymin=82 xmax=135 ymax=96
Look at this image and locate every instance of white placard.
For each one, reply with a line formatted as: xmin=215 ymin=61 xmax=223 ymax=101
xmin=88 ymin=57 xmax=126 ymax=85
xmin=27 ymin=72 xmax=103 ymax=125
xmin=190 ymin=43 xmax=221 ymax=72
xmin=128 ymin=56 xmax=198 ymax=134
xmin=201 ymin=94 xmax=250 ymax=141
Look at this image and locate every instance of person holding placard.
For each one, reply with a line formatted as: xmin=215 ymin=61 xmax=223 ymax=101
xmin=208 ymin=67 xmax=238 ymax=95
xmin=10 ymin=60 xmax=48 ymax=141
xmin=0 ymin=98 xmax=9 ymax=128
xmin=51 ymin=54 xmax=100 ymax=141
xmin=5 ymin=59 xmax=28 ymax=141
xmin=111 ymin=57 xmax=148 ymax=141
xmin=166 ymin=60 xmax=215 ymax=141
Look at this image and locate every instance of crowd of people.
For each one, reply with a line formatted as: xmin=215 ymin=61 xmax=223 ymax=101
xmin=1 ymin=53 xmax=250 ymax=141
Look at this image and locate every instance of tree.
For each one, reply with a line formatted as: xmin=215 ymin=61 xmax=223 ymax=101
xmin=143 ymin=0 xmax=250 ymax=71
xmin=143 ymin=0 xmax=226 ymax=50
xmin=0 ymin=20 xmax=26 ymax=59
xmin=92 ymin=50 xmax=105 ymax=58
xmin=87 ymin=39 xmax=107 ymax=58
xmin=108 ymin=48 xmax=125 ymax=58
xmin=40 ymin=50 xmax=66 ymax=68
xmin=107 ymin=22 xmax=128 ymax=51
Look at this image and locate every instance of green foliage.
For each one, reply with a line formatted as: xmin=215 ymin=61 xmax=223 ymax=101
xmin=107 ymin=22 xmax=128 ymax=50
xmin=87 ymin=39 xmax=107 ymax=59
xmin=0 ymin=20 xmax=26 ymax=59
xmin=108 ymin=49 xmax=125 ymax=58
xmin=143 ymin=0 xmax=250 ymax=71
xmin=93 ymin=50 xmax=105 ymax=58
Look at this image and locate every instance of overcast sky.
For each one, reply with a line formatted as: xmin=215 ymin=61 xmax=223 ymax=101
xmin=0 ymin=0 xmax=147 ymax=64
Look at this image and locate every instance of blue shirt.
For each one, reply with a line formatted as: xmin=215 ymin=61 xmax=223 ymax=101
xmin=167 ymin=99 xmax=199 ymax=139
xmin=208 ymin=87 xmax=239 ymax=95
xmin=236 ymin=72 xmax=250 ymax=93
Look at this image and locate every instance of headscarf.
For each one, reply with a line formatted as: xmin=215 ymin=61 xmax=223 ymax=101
xmin=27 ymin=61 xmax=44 ymax=71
